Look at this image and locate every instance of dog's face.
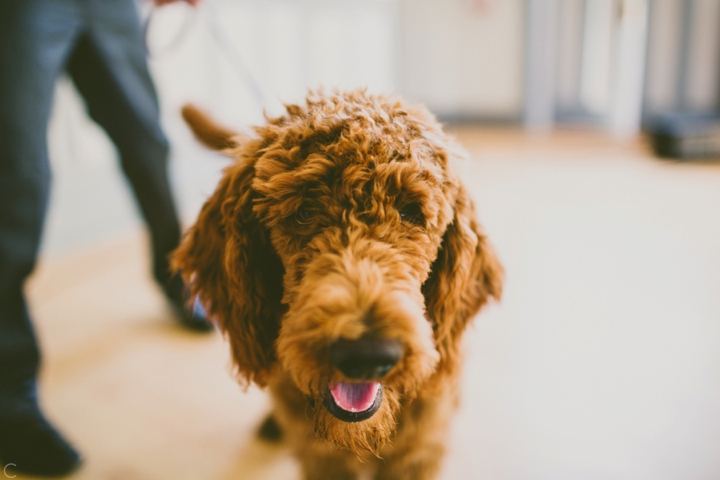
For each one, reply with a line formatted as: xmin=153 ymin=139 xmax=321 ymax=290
xmin=174 ymin=91 xmax=502 ymax=454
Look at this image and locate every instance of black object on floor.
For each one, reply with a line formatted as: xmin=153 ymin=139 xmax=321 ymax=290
xmin=648 ymin=111 xmax=720 ymax=159
xmin=0 ymin=415 xmax=82 ymax=477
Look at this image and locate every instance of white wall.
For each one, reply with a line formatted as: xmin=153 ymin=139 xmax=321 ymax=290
xmin=399 ymin=0 xmax=525 ymax=119
xmin=146 ymin=0 xmax=401 ymax=135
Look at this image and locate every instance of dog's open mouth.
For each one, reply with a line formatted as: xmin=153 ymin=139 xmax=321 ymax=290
xmin=322 ymin=381 xmax=382 ymax=422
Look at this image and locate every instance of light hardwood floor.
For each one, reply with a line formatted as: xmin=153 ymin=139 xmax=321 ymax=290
xmin=17 ymin=128 xmax=720 ymax=480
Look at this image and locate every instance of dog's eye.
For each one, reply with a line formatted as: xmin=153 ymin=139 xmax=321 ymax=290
xmin=295 ymin=206 xmax=313 ymax=224
xmin=399 ymin=202 xmax=425 ymax=227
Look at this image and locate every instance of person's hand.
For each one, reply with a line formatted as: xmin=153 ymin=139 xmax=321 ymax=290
xmin=153 ymin=0 xmax=201 ymax=6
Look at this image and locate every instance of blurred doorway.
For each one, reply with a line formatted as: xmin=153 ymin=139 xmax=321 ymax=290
xmin=525 ymin=0 xmax=720 ymax=136
xmin=526 ymin=0 xmax=650 ymax=136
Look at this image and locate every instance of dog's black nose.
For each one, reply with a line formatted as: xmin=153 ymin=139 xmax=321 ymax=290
xmin=329 ymin=335 xmax=404 ymax=380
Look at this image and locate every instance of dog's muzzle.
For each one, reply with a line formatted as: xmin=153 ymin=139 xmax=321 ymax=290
xmin=322 ymin=335 xmax=403 ymax=422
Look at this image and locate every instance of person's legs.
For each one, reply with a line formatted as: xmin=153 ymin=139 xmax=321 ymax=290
xmin=67 ymin=0 xmax=180 ymax=285
xmin=65 ymin=0 xmax=210 ymax=330
xmin=0 ymin=0 xmax=84 ymax=475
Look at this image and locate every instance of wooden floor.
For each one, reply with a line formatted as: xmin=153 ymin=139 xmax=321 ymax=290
xmin=18 ymin=128 xmax=720 ymax=479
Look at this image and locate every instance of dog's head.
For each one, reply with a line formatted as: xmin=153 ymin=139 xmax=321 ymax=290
xmin=174 ymin=90 xmax=502 ymax=454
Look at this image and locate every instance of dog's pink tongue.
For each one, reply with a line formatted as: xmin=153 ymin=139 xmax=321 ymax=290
xmin=330 ymin=382 xmax=380 ymax=413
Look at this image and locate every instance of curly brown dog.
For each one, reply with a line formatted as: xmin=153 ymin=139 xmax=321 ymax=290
xmin=173 ymin=90 xmax=503 ymax=480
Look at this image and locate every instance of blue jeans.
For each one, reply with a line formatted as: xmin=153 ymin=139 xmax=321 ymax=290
xmin=0 ymin=0 xmax=181 ymax=419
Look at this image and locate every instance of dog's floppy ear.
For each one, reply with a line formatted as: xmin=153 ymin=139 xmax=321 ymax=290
xmin=422 ymin=184 xmax=503 ymax=375
xmin=173 ymin=117 xmax=285 ymax=387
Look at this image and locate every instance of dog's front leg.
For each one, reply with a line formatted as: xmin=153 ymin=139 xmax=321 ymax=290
xmin=375 ymin=443 xmax=445 ymax=480
xmin=374 ymin=392 xmax=454 ymax=480
xmin=299 ymin=448 xmax=360 ymax=480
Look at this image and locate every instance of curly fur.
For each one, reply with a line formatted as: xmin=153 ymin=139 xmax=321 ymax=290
xmin=173 ymin=90 xmax=503 ymax=480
